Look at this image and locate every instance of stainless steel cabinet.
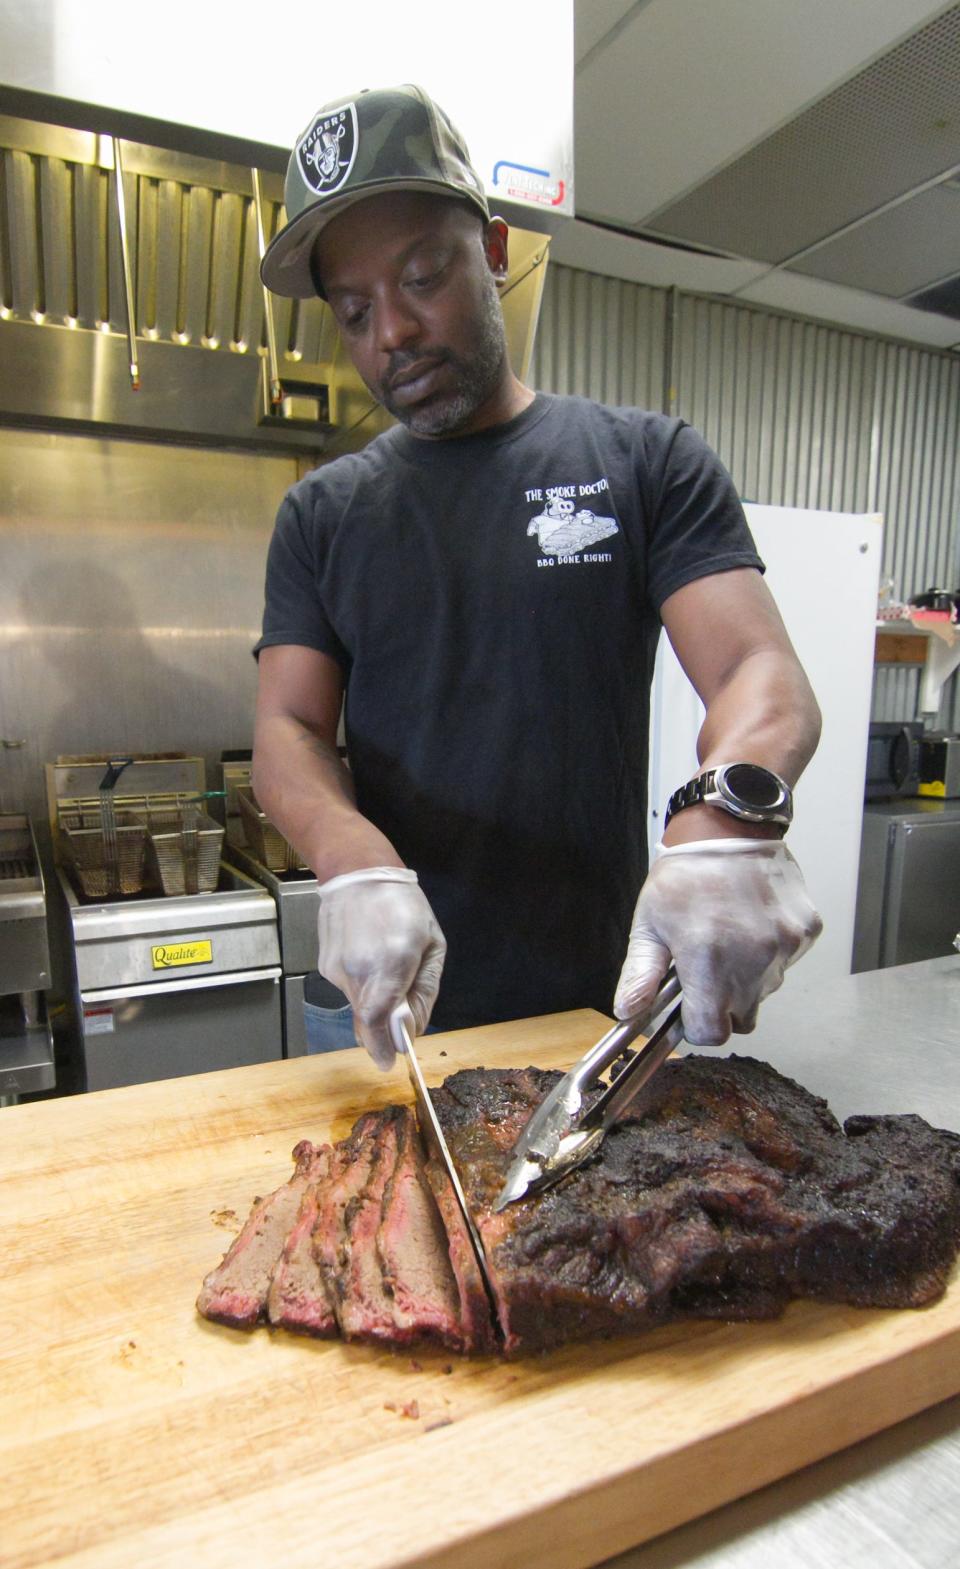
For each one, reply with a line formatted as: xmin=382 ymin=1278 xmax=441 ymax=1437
xmin=852 ymin=799 xmax=960 ymax=971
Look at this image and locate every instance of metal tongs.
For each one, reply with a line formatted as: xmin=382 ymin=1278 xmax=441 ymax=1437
xmin=494 ymin=969 xmax=684 ymax=1211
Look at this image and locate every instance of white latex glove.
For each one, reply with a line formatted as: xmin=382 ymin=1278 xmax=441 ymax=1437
xmin=315 ymin=866 xmax=446 ymax=1070
xmin=614 ymin=839 xmax=822 ymax=1046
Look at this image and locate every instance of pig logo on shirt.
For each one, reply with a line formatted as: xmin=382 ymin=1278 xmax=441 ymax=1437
xmin=527 ymin=494 xmax=619 ymax=557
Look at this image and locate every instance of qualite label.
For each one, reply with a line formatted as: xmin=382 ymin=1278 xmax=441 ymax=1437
xmin=151 ymin=939 xmax=213 ymax=970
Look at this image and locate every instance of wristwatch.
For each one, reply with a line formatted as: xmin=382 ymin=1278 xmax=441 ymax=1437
xmin=664 ymin=762 xmax=793 ymax=832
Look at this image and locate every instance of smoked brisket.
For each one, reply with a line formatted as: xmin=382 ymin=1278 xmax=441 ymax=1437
xmin=431 ymin=1056 xmax=960 ymax=1354
xmin=198 ymin=1056 xmax=960 ymax=1357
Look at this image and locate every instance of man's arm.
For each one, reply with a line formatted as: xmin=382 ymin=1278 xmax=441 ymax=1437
xmin=252 ymin=646 xmax=446 ymax=1067
xmin=614 ymin=566 xmax=823 ymax=1044
xmin=252 ymin=645 xmax=401 ymax=879
xmin=659 ymin=566 xmax=822 ymax=844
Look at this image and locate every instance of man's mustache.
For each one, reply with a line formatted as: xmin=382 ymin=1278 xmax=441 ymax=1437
xmin=382 ymin=348 xmax=452 ymax=390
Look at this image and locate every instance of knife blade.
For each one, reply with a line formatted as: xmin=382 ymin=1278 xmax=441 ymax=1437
xmin=388 ymin=1005 xmax=500 ymax=1325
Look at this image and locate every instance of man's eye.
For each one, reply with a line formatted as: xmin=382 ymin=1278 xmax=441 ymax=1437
xmin=340 ymin=305 xmax=369 ymax=331
xmin=406 ymin=266 xmax=444 ymax=292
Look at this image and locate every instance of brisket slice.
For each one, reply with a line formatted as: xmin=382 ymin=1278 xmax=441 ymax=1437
xmin=431 ymin=1057 xmax=960 ymax=1356
xmin=267 ymin=1148 xmax=338 ymax=1337
xmin=424 ymin=1159 xmax=497 ymax=1355
xmin=377 ymin=1109 xmax=469 ymax=1349
xmin=196 ymin=1140 xmax=329 ymax=1329
xmin=331 ymin=1108 xmax=406 ymax=1342
xmin=324 ymin=1105 xmax=488 ymax=1348
xmin=311 ymin=1109 xmax=384 ymax=1334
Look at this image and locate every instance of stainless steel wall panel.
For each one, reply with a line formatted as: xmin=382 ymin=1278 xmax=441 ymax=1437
xmin=135 ymin=173 xmax=158 ymax=335
xmin=37 ymin=157 xmax=75 ymax=324
xmin=872 ymin=340 xmax=960 ymax=602
xmin=530 ymin=263 xmax=665 ymax=411
xmin=105 ymin=167 xmax=135 ymax=335
xmin=0 ymin=155 xmax=10 ymax=312
xmin=673 ymin=298 xmax=878 ymax=514
xmin=73 ymin=161 xmax=107 ymax=329
xmin=152 ymin=179 xmax=184 ymax=343
xmin=234 ymin=197 xmax=265 ymax=354
xmin=204 ymin=189 xmax=243 ymax=351
xmin=284 ymin=297 xmax=306 ymax=361
xmin=3 ymin=149 xmax=40 ymax=318
xmin=872 ymin=667 xmax=921 ymax=724
xmin=286 ymin=293 xmax=336 ymax=367
xmin=0 ymin=428 xmax=296 ymax=829
xmin=177 ymin=184 xmax=213 ymax=346
xmin=833 ymin=332 xmax=874 ymax=513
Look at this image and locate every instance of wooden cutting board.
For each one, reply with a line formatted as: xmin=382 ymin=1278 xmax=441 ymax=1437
xmin=3 ymin=1009 xmax=958 ymax=1569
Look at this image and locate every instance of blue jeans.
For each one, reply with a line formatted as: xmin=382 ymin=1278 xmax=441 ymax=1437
xmin=302 ymin=1001 xmax=439 ymax=1054
xmin=302 ymin=1000 xmax=357 ymax=1054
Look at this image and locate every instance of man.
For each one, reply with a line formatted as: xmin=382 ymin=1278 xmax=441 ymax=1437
xmin=253 ymin=84 xmax=823 ymax=1071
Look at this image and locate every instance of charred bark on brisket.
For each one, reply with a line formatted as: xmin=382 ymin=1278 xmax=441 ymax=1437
xmin=431 ymin=1056 xmax=960 ymax=1355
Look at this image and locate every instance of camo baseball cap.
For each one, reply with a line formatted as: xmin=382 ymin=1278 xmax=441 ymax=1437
xmin=260 ymin=84 xmax=490 ymax=299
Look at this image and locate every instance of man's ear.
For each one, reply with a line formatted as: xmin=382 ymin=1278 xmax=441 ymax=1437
xmin=484 ymin=216 xmax=510 ymax=282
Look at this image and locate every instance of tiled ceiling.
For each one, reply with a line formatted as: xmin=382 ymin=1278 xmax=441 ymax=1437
xmin=573 ymin=0 xmax=960 ymax=341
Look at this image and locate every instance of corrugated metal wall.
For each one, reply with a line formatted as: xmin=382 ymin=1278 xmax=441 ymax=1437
xmin=531 ymin=263 xmax=960 ymax=729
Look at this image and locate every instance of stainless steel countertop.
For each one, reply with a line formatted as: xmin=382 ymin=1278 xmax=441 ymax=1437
xmin=602 ymin=956 xmax=960 ymax=1569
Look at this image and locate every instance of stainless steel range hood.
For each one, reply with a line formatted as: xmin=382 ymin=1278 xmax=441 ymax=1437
xmin=0 ymin=113 xmax=551 ymax=456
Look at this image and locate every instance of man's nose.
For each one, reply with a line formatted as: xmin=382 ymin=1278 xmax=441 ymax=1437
xmin=374 ymin=291 xmax=421 ymax=352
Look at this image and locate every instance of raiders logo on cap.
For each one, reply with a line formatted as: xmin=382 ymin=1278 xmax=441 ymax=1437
xmin=296 ymin=102 xmax=358 ymax=197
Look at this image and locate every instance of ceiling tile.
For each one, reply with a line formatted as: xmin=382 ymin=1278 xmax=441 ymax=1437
xmin=574 ymin=0 xmax=638 ymax=64
xmin=788 ymin=184 xmax=960 ymax=297
xmin=735 ymin=267 xmax=960 ymax=349
xmin=574 ymin=0 xmax=952 ymax=226
xmin=646 ymin=3 xmax=960 ymax=262
xmin=549 ymin=219 xmax=768 ymax=293
xmin=907 ymin=272 xmax=960 ymax=319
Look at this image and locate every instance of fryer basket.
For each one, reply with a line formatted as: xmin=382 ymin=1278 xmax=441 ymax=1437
xmin=143 ymin=806 xmax=224 ymax=896
xmin=237 ymin=787 xmax=305 ymax=871
xmin=60 ymin=810 xmax=149 ymax=898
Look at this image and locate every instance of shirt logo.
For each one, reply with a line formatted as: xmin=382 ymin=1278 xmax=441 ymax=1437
xmin=297 ymin=103 xmax=358 ymax=197
xmin=526 ymin=486 xmax=619 ymax=562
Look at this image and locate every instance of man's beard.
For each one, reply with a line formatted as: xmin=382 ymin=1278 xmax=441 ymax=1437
xmin=375 ymin=270 xmax=508 ymax=436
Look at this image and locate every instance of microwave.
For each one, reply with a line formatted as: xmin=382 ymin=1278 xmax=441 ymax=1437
xmin=919 ymin=733 xmax=960 ymax=798
xmin=865 ymin=721 xmax=923 ymax=801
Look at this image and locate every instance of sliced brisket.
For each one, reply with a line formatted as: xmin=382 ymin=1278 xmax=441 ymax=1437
xmin=377 ymin=1110 xmax=473 ymax=1350
xmin=332 ymin=1108 xmax=406 ymax=1343
xmin=197 ymin=1140 xmax=328 ymax=1330
xmin=431 ymin=1056 xmax=960 ymax=1355
xmin=267 ymin=1149 xmax=338 ymax=1337
xmin=424 ymin=1159 xmax=497 ymax=1355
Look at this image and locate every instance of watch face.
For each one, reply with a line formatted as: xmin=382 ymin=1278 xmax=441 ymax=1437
xmin=723 ymin=763 xmax=785 ymax=809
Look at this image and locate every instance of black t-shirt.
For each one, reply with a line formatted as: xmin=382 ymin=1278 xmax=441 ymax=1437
xmin=257 ymin=392 xmax=763 ymax=1029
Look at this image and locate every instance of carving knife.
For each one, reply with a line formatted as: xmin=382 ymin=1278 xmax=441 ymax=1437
xmin=388 ymin=1004 xmax=500 ymax=1324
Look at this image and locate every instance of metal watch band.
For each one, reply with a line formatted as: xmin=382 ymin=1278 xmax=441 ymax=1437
xmin=664 ymin=764 xmax=792 ymax=831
